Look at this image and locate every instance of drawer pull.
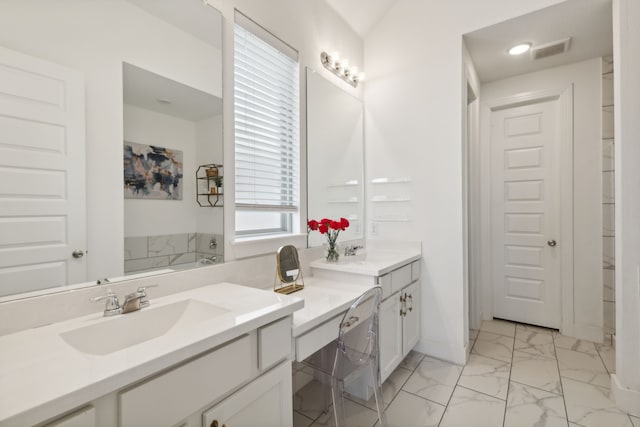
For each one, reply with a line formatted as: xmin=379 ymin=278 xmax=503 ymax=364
xmin=211 ymin=421 xmax=218 ymax=427
xmin=407 ymin=293 xmax=413 ymax=312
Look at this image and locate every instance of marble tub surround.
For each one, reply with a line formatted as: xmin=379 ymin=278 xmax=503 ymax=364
xmin=0 ymin=282 xmax=303 ymax=426
xmin=124 ymin=232 xmax=223 ymax=273
xmin=295 ymin=319 xmax=634 ymax=427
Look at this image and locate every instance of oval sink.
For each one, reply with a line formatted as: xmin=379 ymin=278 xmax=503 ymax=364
xmin=60 ymin=299 xmax=229 ymax=355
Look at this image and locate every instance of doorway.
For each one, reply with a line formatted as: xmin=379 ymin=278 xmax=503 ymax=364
xmin=489 ymin=94 xmax=569 ymax=328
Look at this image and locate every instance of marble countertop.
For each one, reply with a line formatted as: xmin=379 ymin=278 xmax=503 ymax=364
xmin=291 ymin=277 xmax=372 ymax=337
xmin=309 ymin=249 xmax=422 ymax=276
xmin=0 ymin=282 xmax=303 ymax=426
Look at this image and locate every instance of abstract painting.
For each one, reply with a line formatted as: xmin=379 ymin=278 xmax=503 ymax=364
xmin=124 ymin=141 xmax=183 ymax=200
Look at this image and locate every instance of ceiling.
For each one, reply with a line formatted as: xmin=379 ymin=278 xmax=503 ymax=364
xmin=464 ymin=0 xmax=613 ymax=83
xmin=324 ymin=0 xmax=612 ymax=83
xmin=125 ymin=0 xmax=222 ymax=49
xmin=325 ymin=0 xmax=398 ymax=38
xmin=123 ymin=63 xmax=222 ymax=122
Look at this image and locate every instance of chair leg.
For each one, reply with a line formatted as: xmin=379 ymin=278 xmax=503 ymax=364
xmin=370 ymin=364 xmax=388 ymax=427
xmin=330 ymin=376 xmax=346 ymax=427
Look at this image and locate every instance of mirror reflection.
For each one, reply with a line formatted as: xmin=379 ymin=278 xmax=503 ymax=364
xmin=123 ymin=63 xmax=224 ymax=275
xmin=306 ymin=69 xmax=364 ymax=248
xmin=0 ymin=0 xmax=223 ymax=299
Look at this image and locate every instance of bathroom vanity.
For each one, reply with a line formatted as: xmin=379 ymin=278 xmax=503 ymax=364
xmin=303 ymin=247 xmax=422 ymax=382
xmin=0 ymin=283 xmax=303 ymax=427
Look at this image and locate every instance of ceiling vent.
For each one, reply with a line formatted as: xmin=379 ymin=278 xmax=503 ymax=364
xmin=531 ymin=37 xmax=572 ymax=60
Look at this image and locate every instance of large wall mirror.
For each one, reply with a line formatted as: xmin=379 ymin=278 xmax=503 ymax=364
xmin=306 ymin=69 xmax=364 ymax=247
xmin=0 ymin=0 xmax=223 ymax=299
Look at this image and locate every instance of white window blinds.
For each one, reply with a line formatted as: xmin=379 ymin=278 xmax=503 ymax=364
xmin=234 ymin=14 xmax=299 ymax=213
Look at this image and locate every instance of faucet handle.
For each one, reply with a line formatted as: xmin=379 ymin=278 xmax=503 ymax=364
xmin=136 ymin=284 xmax=157 ymax=308
xmin=90 ymin=289 xmax=121 ymax=316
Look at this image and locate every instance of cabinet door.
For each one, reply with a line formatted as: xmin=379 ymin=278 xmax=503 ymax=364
xmin=402 ymin=282 xmax=420 ymax=356
xmin=202 ymin=362 xmax=292 ymax=427
xmin=379 ymin=293 xmax=403 ymax=382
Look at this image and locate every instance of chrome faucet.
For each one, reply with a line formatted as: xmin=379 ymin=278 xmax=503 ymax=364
xmin=344 ymin=245 xmax=364 ymax=256
xmin=91 ymin=285 xmax=156 ymax=317
xmin=90 ymin=289 xmax=121 ymax=317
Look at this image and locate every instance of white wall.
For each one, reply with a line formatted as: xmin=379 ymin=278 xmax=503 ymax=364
xmin=196 ymin=114 xmax=224 ymax=235
xmin=0 ymin=0 xmax=222 ymax=280
xmin=611 ymin=0 xmax=640 ymax=415
xmin=480 ymin=58 xmax=603 ymax=341
xmin=207 ymin=0 xmax=364 ymax=259
xmin=123 ymin=104 xmax=199 ymax=236
xmin=364 ymin=0 xmax=566 ymax=364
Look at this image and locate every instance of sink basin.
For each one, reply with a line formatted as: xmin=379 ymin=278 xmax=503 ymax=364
xmin=60 ymin=299 xmax=230 ymax=355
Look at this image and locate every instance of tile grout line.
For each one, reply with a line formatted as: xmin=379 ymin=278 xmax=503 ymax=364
xmin=436 ymin=354 xmax=467 ymax=427
xmin=551 ymin=330 xmax=570 ymax=425
xmin=501 ymin=326 xmax=516 ymax=427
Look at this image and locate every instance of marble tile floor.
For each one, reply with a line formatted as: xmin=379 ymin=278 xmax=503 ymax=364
xmin=293 ymin=319 xmax=634 ymax=427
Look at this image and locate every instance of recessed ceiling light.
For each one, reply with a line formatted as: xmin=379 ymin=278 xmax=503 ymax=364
xmin=508 ymin=43 xmax=532 ymax=56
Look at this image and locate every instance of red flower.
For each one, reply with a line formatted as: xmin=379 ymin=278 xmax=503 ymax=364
xmin=307 ymin=219 xmax=319 ymax=231
xmin=339 ymin=217 xmax=350 ymax=230
xmin=330 ymin=220 xmax=341 ymax=230
xmin=320 ymin=218 xmax=331 ymax=226
xmin=318 ymin=223 xmax=329 ymax=234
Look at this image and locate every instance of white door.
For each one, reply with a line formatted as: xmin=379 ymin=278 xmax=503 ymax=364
xmin=0 ymin=46 xmax=86 ymax=296
xmin=491 ymin=99 xmax=561 ymax=328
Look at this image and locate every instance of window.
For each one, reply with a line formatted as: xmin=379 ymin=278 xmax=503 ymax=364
xmin=234 ymin=12 xmax=299 ymax=237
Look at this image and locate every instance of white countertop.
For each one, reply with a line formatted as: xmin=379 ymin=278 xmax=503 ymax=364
xmin=0 ymin=282 xmax=303 ymax=426
xmin=291 ymin=277 xmax=372 ymax=337
xmin=309 ymin=249 xmax=422 ymax=276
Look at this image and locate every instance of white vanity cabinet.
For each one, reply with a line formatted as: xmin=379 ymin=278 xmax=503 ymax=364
xmin=39 ymin=317 xmax=293 ymax=427
xmin=202 ymin=362 xmax=291 ymax=427
xmin=309 ymin=256 xmax=421 ymax=384
xmin=378 ymin=261 xmax=421 ymax=381
xmin=119 ymin=317 xmax=292 ymax=427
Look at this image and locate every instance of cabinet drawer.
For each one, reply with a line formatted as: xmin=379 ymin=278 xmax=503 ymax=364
xmin=411 ymin=260 xmax=420 ymax=281
xmin=258 ymin=316 xmax=291 ymax=370
xmin=391 ymin=264 xmax=412 ymax=294
xmin=119 ymin=335 xmax=253 ymax=427
xmin=295 ymin=313 xmax=342 ymax=361
xmin=377 ymin=273 xmax=392 ymax=299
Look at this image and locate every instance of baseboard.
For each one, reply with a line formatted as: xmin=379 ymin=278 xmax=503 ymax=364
xmin=611 ymin=374 xmax=640 ymax=416
xmin=566 ymin=323 xmax=604 ymax=344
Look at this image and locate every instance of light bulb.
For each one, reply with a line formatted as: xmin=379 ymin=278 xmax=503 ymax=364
xmin=340 ymin=59 xmax=349 ymax=74
xmin=349 ymin=66 xmax=359 ymax=80
xmin=508 ymin=43 xmax=531 ymax=56
xmin=356 ymin=72 xmax=366 ymax=82
xmin=330 ymin=51 xmax=340 ymax=66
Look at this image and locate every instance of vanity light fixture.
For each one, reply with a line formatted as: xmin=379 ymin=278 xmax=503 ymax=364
xmin=508 ymin=42 xmax=532 ymax=56
xmin=320 ymin=51 xmax=366 ymax=88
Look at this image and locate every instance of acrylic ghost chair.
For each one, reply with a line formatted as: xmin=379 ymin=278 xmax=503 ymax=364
xmin=302 ymin=286 xmax=387 ymax=426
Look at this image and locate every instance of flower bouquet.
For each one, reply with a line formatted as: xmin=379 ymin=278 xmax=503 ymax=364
xmin=307 ymin=217 xmax=350 ymax=262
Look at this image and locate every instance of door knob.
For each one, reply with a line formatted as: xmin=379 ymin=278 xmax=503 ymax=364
xmin=72 ymin=249 xmax=85 ymax=258
xmin=547 ymin=240 xmax=557 ymax=247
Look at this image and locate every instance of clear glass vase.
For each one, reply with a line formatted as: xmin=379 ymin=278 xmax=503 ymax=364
xmin=326 ymin=243 xmax=340 ymax=262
